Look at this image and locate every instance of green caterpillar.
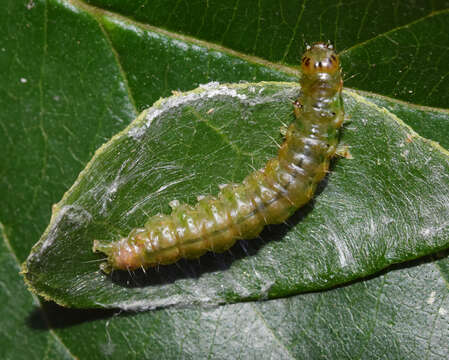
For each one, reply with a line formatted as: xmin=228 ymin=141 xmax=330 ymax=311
xmin=93 ymin=43 xmax=344 ymax=273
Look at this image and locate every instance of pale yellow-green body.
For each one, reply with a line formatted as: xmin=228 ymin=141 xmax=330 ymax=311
xmin=93 ymin=43 xmax=344 ymax=272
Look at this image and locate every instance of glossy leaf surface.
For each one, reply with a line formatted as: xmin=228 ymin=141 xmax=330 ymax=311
xmin=1 ymin=0 xmax=448 ymax=358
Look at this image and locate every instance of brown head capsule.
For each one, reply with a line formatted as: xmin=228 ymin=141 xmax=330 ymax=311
xmin=301 ymin=43 xmax=340 ymax=76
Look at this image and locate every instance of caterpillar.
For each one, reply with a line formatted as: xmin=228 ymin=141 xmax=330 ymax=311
xmin=93 ymin=43 xmax=344 ymax=273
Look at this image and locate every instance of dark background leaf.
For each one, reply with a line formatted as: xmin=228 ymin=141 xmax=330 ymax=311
xmin=84 ymin=0 xmax=449 ymax=108
xmin=1 ymin=0 xmax=448 ymax=358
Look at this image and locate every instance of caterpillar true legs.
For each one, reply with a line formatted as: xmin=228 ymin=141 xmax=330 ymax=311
xmin=93 ymin=43 xmax=344 ymax=273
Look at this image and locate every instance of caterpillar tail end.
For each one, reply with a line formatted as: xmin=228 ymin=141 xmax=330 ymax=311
xmin=92 ymin=240 xmax=114 ymax=274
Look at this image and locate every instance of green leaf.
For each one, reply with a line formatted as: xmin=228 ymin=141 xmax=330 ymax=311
xmin=23 ymin=82 xmax=449 ymax=309
xmin=357 ymin=92 xmax=449 ymax=150
xmin=0 ymin=224 xmax=73 ymax=359
xmin=85 ymin=0 xmax=449 ymax=107
xmin=37 ymin=257 xmax=449 ymax=359
xmin=2 ymin=0 xmax=449 ymax=358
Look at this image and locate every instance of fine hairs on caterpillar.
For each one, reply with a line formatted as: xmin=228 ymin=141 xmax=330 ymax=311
xmin=93 ymin=43 xmax=344 ymax=273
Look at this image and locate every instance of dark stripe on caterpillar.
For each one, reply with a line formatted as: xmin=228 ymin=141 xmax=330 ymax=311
xmin=93 ymin=42 xmax=344 ymax=273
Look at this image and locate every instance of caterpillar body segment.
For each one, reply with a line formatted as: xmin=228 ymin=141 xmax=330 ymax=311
xmin=93 ymin=43 xmax=344 ymax=273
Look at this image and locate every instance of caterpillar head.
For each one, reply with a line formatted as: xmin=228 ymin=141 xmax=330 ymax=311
xmin=301 ymin=43 xmax=339 ymax=75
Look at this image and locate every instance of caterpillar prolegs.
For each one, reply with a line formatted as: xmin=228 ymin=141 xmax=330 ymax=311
xmin=93 ymin=43 xmax=344 ymax=273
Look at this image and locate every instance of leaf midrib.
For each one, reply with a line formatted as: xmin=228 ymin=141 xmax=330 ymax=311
xmin=71 ymin=0 xmax=449 ymax=114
